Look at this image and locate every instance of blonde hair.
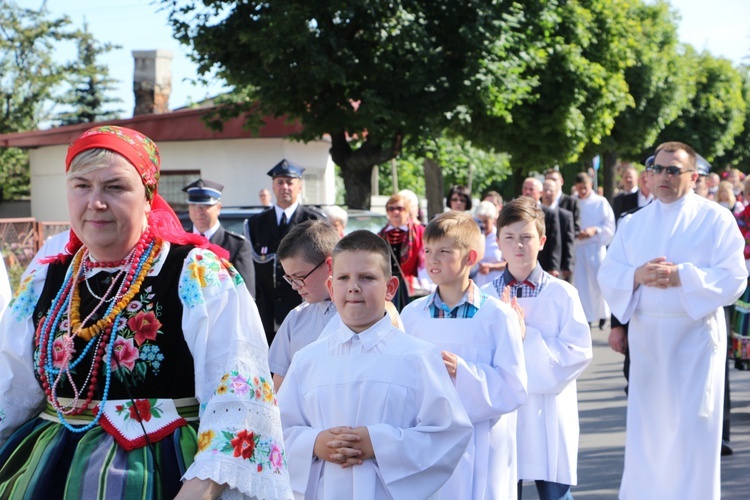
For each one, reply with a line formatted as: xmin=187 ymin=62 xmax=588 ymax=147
xmin=424 ymin=211 xmax=484 ymax=260
xmin=67 ymin=149 xmax=126 ymax=176
xmin=716 ymin=180 xmax=736 ymax=206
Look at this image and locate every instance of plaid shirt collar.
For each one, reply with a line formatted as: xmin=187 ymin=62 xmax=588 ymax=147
xmin=492 ymin=263 xmax=547 ymax=298
xmin=425 ymin=280 xmax=487 ymax=318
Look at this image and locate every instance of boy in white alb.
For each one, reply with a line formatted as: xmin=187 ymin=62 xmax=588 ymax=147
xmin=484 ymin=197 xmax=592 ymax=500
xmin=400 ymin=211 xmax=528 ymax=499
xmin=269 ymin=220 xmax=340 ymax=391
xmin=277 ymin=230 xmax=472 ymax=499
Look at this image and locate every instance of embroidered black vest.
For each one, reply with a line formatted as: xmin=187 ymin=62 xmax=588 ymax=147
xmin=33 ymin=245 xmax=196 ymax=399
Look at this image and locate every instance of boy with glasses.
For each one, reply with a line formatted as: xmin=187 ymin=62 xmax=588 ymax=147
xmin=269 ymin=220 xmax=340 ymax=391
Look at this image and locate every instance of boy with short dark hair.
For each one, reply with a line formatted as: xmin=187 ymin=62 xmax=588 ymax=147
xmin=485 ymin=197 xmax=592 ymax=500
xmin=278 ymin=230 xmax=472 ymax=499
xmin=400 ymin=211 xmax=528 ymax=499
xmin=270 ymin=220 xmax=340 ymax=390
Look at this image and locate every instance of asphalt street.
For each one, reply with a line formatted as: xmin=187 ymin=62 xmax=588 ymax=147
xmin=520 ymin=324 xmax=750 ymax=499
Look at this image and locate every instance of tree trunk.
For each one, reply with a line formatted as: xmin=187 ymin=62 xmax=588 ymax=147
xmin=423 ymin=157 xmax=444 ymax=220
xmin=511 ymin=165 xmax=525 ymax=199
xmin=602 ymin=150 xmax=618 ymax=203
xmin=329 ymin=132 xmax=402 ymax=209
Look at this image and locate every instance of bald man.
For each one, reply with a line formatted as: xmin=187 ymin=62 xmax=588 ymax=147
xmin=522 ymin=177 xmax=562 ymax=275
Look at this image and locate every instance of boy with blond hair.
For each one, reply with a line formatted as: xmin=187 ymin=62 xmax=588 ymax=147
xmin=270 ymin=220 xmax=340 ymax=390
xmin=484 ymin=197 xmax=592 ymax=499
xmin=400 ymin=211 xmax=528 ymax=499
xmin=277 ymin=230 xmax=472 ymax=499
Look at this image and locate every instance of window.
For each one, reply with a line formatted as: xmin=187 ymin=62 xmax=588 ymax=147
xmin=159 ymin=170 xmax=201 ymax=212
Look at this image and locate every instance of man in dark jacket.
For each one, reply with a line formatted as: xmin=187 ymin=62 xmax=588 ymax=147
xmin=522 ymin=177 xmax=562 ymax=276
xmin=246 ymin=159 xmax=323 ymax=344
xmin=184 ymin=178 xmax=255 ymax=295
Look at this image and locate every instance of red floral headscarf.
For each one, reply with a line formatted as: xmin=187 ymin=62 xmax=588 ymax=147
xmin=53 ymin=125 xmax=229 ymax=261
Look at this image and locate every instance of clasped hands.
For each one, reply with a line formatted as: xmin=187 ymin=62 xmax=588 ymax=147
xmin=634 ymin=257 xmax=680 ymax=289
xmin=314 ymin=426 xmax=374 ymax=468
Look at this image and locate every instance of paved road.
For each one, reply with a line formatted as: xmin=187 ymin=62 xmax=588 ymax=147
xmin=521 ymin=325 xmax=750 ymax=499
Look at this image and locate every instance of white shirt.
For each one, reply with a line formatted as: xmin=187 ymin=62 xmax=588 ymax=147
xmin=400 ymin=296 xmax=527 ymax=499
xmin=278 ymin=314 xmax=472 ymax=499
xmin=268 ymin=299 xmax=337 ymax=377
xmin=598 ymin=193 xmax=746 ymax=499
xmin=192 ymin=220 xmax=221 ymax=240
xmin=484 ymin=277 xmax=592 ymax=485
xmin=275 ymin=202 xmax=300 ymax=225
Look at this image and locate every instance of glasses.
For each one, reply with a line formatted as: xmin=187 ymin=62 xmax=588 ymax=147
xmin=650 ymin=165 xmax=694 ymax=176
xmin=282 ymin=259 xmax=326 ymax=287
xmin=450 ymin=197 xmax=466 ymax=203
xmin=386 ymin=206 xmax=406 ymax=213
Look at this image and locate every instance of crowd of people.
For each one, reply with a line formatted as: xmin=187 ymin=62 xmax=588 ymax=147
xmin=0 ymin=127 xmax=746 ymax=500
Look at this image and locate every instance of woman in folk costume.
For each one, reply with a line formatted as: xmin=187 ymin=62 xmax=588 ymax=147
xmin=0 ymin=126 xmax=292 ymax=499
xmin=378 ymin=193 xmax=429 ymax=310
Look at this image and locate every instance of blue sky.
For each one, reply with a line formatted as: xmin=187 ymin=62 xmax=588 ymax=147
xmin=17 ymin=0 xmax=750 ymax=119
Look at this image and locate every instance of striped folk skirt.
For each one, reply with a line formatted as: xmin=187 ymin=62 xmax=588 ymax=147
xmin=0 ymin=416 xmax=198 ymax=499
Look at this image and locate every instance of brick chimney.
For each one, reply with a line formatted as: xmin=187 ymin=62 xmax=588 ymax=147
xmin=132 ymin=50 xmax=172 ymax=115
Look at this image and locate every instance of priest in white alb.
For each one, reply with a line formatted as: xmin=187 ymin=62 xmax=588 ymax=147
xmin=598 ymin=142 xmax=746 ymax=500
xmin=572 ymin=172 xmax=615 ymax=327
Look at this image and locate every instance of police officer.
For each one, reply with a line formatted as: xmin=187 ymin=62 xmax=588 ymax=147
xmin=246 ymin=160 xmax=323 ymax=344
xmin=183 ymin=178 xmax=255 ymax=295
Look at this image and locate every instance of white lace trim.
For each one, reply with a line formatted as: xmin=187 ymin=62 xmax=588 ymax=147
xmin=183 ymin=458 xmax=293 ymax=500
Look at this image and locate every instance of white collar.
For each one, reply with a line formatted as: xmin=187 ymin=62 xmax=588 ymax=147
xmin=274 ymin=202 xmax=300 ymax=224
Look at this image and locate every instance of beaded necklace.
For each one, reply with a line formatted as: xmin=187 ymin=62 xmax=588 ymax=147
xmin=35 ymin=229 xmax=163 ymax=432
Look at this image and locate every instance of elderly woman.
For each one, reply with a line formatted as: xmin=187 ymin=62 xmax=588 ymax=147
xmin=322 ymin=205 xmax=348 ymax=237
xmin=0 ymin=126 xmax=292 ymax=499
xmin=472 ymin=200 xmax=506 ymax=287
xmin=378 ymin=193 xmax=429 ymax=310
xmin=446 ymin=185 xmax=473 ymax=212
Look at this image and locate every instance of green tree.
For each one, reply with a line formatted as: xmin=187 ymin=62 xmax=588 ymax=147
xmin=0 ymin=0 xmax=76 ymax=133
xmin=378 ymin=135 xmax=511 ymax=217
xmin=461 ymin=0 xmax=639 ymax=194
xmin=55 ymin=21 xmax=122 ymax=125
xmin=0 ymin=1 xmax=82 ymax=201
xmin=588 ymin=0 xmax=695 ymax=199
xmin=712 ymin=65 xmax=750 ymax=169
xmin=655 ymin=50 xmax=746 ymax=162
xmin=165 ymin=0 xmax=529 ymax=208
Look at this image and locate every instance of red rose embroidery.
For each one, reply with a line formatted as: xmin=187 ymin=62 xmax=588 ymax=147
xmin=230 ymin=430 xmax=255 ymax=460
xmin=128 ymin=311 xmax=162 ymax=346
xmin=128 ymin=399 xmax=152 ymax=422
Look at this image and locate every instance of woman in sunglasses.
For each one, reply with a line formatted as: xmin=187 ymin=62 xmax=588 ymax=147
xmin=378 ymin=193 xmax=430 ymax=310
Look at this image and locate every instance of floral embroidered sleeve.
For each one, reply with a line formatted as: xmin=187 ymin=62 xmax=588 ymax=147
xmin=178 ymin=248 xmax=292 ymax=499
xmin=0 ymin=262 xmax=49 ymax=445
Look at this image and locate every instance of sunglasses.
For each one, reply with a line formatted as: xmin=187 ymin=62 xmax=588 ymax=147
xmin=650 ymin=165 xmax=694 ymax=176
xmin=282 ymin=259 xmax=326 ymax=287
xmin=386 ymin=206 xmax=406 ymax=213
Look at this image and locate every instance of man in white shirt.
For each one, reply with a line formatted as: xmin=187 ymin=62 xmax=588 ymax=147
xmin=598 ymin=141 xmax=746 ymax=499
xmin=572 ymin=172 xmax=615 ymax=328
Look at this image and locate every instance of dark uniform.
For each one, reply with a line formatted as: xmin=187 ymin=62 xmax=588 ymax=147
xmin=246 ymin=160 xmax=323 ymax=344
xmin=183 ymin=178 xmax=256 ymax=295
